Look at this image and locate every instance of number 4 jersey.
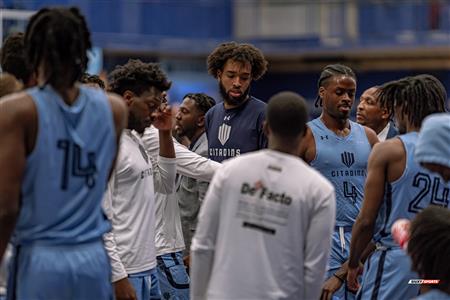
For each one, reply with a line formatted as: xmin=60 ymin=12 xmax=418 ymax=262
xmin=14 ymin=85 xmax=116 ymax=246
xmin=308 ymin=118 xmax=372 ymax=227
xmin=374 ymin=132 xmax=450 ymax=248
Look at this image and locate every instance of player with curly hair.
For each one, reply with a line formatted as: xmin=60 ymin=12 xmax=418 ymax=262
xmin=205 ymin=41 xmax=269 ymax=163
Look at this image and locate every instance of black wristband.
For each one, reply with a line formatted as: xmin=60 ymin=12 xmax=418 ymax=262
xmin=333 ymin=273 xmax=345 ymax=283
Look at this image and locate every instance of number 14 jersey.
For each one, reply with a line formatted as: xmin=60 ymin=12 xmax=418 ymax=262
xmin=308 ymin=118 xmax=372 ymax=227
xmin=14 ymin=85 xmax=116 ymax=246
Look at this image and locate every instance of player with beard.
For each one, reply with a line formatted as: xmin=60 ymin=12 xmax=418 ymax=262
xmin=298 ymin=64 xmax=378 ymax=300
xmin=205 ymin=41 xmax=268 ymax=163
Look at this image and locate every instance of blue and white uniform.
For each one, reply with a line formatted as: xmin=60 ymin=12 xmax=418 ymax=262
xmin=205 ymin=96 xmax=267 ymax=163
xmin=358 ymin=132 xmax=450 ymax=300
xmin=8 ymin=85 xmax=116 ymax=300
xmin=308 ymin=118 xmax=372 ymax=299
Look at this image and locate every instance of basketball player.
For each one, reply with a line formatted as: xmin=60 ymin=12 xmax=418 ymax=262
xmin=141 ymin=93 xmax=218 ymax=299
xmin=347 ymin=75 xmax=449 ymax=299
xmin=0 ymin=32 xmax=36 ymax=87
xmin=0 ymin=73 xmax=23 ymax=97
xmin=205 ymin=41 xmax=268 ymax=163
xmin=105 ymin=59 xmax=176 ymax=300
xmin=298 ymin=64 xmax=378 ymax=300
xmin=191 ymin=91 xmax=336 ymax=300
xmin=0 ymin=7 xmax=127 ymax=299
xmin=415 ymin=113 xmax=450 ymax=182
xmin=356 ymin=86 xmax=398 ymax=141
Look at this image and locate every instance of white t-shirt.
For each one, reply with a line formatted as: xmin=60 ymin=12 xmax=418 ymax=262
xmin=141 ymin=126 xmax=220 ymax=256
xmin=191 ymin=149 xmax=336 ymax=300
xmin=103 ymin=130 xmax=176 ymax=282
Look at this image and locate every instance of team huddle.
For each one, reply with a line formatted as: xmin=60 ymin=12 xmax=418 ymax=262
xmin=0 ymin=6 xmax=449 ymax=300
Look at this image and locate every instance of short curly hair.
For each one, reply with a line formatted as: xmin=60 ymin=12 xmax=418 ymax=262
xmin=0 ymin=32 xmax=33 ymax=84
xmin=80 ymin=73 xmax=105 ymax=89
xmin=108 ymin=59 xmax=171 ymax=96
xmin=207 ymin=41 xmax=268 ymax=80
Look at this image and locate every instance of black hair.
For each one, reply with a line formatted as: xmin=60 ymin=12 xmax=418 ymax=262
xmin=0 ymin=32 xmax=33 ymax=84
xmin=80 ymin=73 xmax=105 ymax=90
xmin=315 ymin=64 xmax=356 ymax=107
xmin=108 ymin=59 xmax=171 ymax=96
xmin=378 ymin=74 xmax=447 ymax=129
xmin=183 ymin=93 xmax=216 ymax=115
xmin=207 ymin=41 xmax=268 ymax=80
xmin=267 ymin=91 xmax=308 ymax=138
xmin=25 ymin=7 xmax=91 ymax=89
xmin=408 ymin=206 xmax=450 ymax=292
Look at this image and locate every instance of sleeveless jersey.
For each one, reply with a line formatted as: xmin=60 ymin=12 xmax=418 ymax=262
xmin=205 ymin=96 xmax=267 ymax=163
xmin=309 ymin=118 xmax=372 ymax=226
xmin=374 ymin=132 xmax=450 ymax=248
xmin=14 ymin=85 xmax=116 ymax=246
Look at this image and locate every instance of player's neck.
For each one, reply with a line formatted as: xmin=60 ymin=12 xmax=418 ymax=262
xmin=269 ymin=137 xmax=301 ymax=156
xmin=320 ymin=113 xmax=350 ymax=136
xmin=223 ymin=95 xmax=249 ymax=110
xmin=374 ymin=120 xmax=389 ymax=135
xmin=189 ymin=128 xmax=205 ymax=146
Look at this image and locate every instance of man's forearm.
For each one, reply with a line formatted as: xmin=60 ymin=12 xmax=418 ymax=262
xmin=348 ymin=219 xmax=374 ymax=268
xmin=159 ymin=130 xmax=175 ymax=158
xmin=0 ymin=211 xmax=18 ymax=260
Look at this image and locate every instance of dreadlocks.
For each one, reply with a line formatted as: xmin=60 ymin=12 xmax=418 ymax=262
xmin=24 ymin=7 xmax=91 ymax=89
xmin=408 ymin=206 xmax=450 ymax=292
xmin=315 ymin=64 xmax=356 ymax=107
xmin=378 ymin=75 xmax=447 ymax=129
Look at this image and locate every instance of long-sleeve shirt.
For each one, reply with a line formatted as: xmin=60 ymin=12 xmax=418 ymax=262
xmin=103 ymin=129 xmax=176 ymax=282
xmin=141 ymin=126 xmax=221 ymax=256
xmin=190 ymin=149 xmax=336 ymax=300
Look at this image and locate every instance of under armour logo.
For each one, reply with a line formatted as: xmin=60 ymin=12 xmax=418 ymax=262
xmin=218 ymin=123 xmax=231 ymax=145
xmin=320 ymin=135 xmax=329 ymax=140
xmin=341 ymin=151 xmax=355 ymax=168
xmin=224 ymin=115 xmax=231 ymax=121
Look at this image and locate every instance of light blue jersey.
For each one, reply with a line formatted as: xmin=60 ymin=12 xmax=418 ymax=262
xmin=309 ymin=118 xmax=371 ymax=227
xmin=358 ymin=132 xmax=450 ymax=300
xmin=374 ymin=132 xmax=450 ymax=248
xmin=14 ymin=85 xmax=115 ymax=246
xmin=309 ymin=118 xmax=371 ymax=300
xmin=7 ymin=85 xmax=116 ymax=300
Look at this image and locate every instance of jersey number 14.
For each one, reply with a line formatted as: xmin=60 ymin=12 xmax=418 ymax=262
xmin=57 ymin=139 xmax=97 ymax=190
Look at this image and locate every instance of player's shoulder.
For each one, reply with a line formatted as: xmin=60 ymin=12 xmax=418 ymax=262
xmin=249 ymin=96 xmax=267 ymax=109
xmin=371 ymin=136 xmax=404 ymax=162
xmin=0 ymin=91 xmax=36 ymax=121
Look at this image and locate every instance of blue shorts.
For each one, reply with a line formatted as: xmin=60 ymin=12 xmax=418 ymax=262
xmin=326 ymin=227 xmax=355 ymax=300
xmin=7 ymin=240 xmax=112 ymax=300
xmin=128 ymin=268 xmax=161 ymax=300
xmin=156 ymin=251 xmax=189 ymax=300
xmin=356 ymin=247 xmax=419 ymax=300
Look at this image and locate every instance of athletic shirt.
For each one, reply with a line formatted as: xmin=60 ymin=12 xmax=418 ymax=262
xmin=205 ymin=96 xmax=267 ymax=163
xmin=191 ymin=150 xmax=336 ymax=300
xmin=309 ymin=118 xmax=372 ymax=227
xmin=14 ymin=85 xmax=116 ymax=246
xmin=374 ymin=132 xmax=450 ymax=248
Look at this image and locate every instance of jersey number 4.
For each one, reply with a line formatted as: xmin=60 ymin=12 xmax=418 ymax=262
xmin=409 ymin=172 xmax=449 ymax=213
xmin=57 ymin=140 xmax=97 ymax=190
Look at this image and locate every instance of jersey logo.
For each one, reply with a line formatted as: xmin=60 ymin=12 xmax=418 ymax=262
xmin=218 ymin=123 xmax=231 ymax=145
xmin=320 ymin=135 xmax=329 ymax=140
xmin=341 ymin=151 xmax=355 ymax=168
xmin=224 ymin=115 xmax=231 ymax=121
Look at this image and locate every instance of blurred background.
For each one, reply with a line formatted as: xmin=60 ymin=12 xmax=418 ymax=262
xmin=2 ymin=0 xmax=450 ymax=116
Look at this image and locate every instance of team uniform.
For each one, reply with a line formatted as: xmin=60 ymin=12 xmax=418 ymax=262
xmin=308 ymin=118 xmax=372 ymax=299
xmin=357 ymin=132 xmax=450 ymax=300
xmin=205 ymin=96 xmax=267 ymax=163
xmin=177 ymin=132 xmax=210 ymax=257
xmin=190 ymin=150 xmax=336 ymax=300
xmin=7 ymin=86 xmax=116 ymax=300
xmin=141 ymin=126 xmax=220 ymax=300
xmin=103 ymin=129 xmax=176 ymax=300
